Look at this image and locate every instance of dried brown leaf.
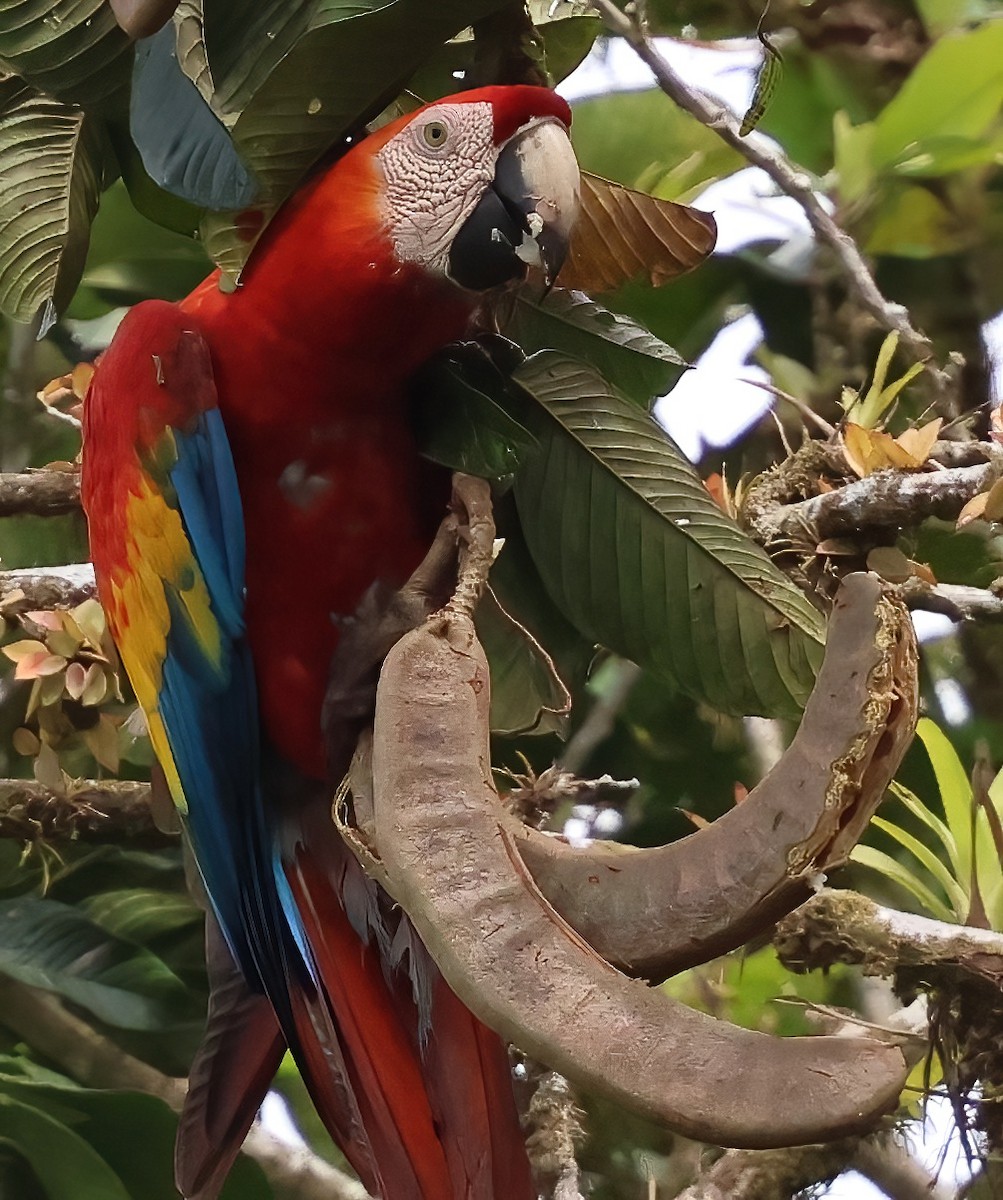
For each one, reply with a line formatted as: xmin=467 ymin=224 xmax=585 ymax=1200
xmin=556 ymin=172 xmax=716 ymax=294
xmin=957 ymin=491 xmax=989 ymax=528
xmin=866 ymin=546 xmax=912 ymax=583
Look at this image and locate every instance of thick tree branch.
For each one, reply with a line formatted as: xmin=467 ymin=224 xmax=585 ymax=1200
xmin=0 ymin=976 xmax=371 ymax=1200
xmin=675 ymin=1136 xmax=950 ymax=1200
xmin=0 ymin=563 xmax=97 ymax=612
xmin=0 ymin=470 xmax=80 ymax=517
xmin=589 ymin=1 xmax=947 ymax=389
xmin=751 ymin=461 xmax=1002 ymax=546
xmin=775 ymin=889 xmax=1003 ymax=981
xmin=0 ymin=778 xmax=171 ymax=845
xmin=675 ymin=1140 xmax=858 ymax=1200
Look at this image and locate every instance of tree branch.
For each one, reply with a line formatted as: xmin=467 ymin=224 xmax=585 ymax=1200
xmin=0 ymin=470 xmax=80 ymax=517
xmin=0 ymin=976 xmax=371 ymax=1200
xmin=775 ymin=889 xmax=1003 ymax=981
xmin=751 ymin=460 xmax=1002 ymax=546
xmin=902 ymin=579 xmax=1003 ymax=623
xmin=0 ymin=563 xmax=97 ymax=613
xmin=588 ymin=0 xmax=948 ymax=389
xmin=675 ymin=1136 xmax=950 ymax=1200
xmin=675 ymin=1140 xmax=858 ymax=1200
xmin=854 ymin=1137 xmax=953 ymax=1200
xmin=0 ymin=778 xmax=171 ymax=846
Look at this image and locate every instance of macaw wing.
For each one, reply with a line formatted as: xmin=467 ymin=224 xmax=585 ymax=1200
xmin=83 ymin=302 xmax=378 ymax=1197
xmin=83 ymin=300 xmax=284 ymax=992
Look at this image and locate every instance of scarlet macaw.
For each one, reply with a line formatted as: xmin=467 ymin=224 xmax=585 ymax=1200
xmin=81 ymin=86 xmax=580 ymax=1199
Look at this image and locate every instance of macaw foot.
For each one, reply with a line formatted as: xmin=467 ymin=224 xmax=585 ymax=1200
xmin=322 ymin=472 xmax=495 ymax=776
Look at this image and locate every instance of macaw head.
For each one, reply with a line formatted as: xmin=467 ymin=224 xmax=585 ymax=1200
xmin=371 ymin=85 xmax=580 ymax=292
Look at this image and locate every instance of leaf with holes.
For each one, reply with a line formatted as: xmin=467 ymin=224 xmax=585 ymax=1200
xmin=0 ymin=81 xmax=107 ymax=324
xmin=507 ymin=352 xmax=825 ymax=718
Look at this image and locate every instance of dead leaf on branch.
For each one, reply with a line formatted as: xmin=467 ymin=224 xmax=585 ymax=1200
xmin=841 ymin=418 xmax=942 ymax=478
xmin=957 ymin=476 xmax=1003 ymax=529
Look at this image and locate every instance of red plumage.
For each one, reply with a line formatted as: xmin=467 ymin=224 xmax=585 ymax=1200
xmin=84 ymin=85 xmax=575 ymax=1199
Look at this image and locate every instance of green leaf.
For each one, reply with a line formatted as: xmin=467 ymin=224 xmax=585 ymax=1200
xmin=0 ymin=0 xmax=131 ymax=105
xmin=187 ymin=0 xmax=319 ymax=118
xmin=407 ymin=3 xmax=598 ymax=107
xmin=80 ymin=888 xmax=201 ymax=944
xmin=569 ymin=88 xmax=744 ymax=200
xmin=130 ymin=23 xmax=260 ymax=210
xmin=476 ymin=585 xmax=570 ymax=736
xmin=0 ymin=895 xmax=194 ymax=1030
xmin=66 ymin=180 xmax=210 ymax=319
xmin=914 ymin=0 xmax=994 ymax=38
xmin=0 ymin=1068 xmax=271 ymax=1200
xmin=412 ymin=345 xmax=537 ymax=479
xmin=528 ymin=0 xmax=600 ymax=84
xmin=916 ymin=717 xmax=974 ymax=889
xmin=197 ymin=0 xmax=508 ymax=282
xmin=849 ymin=844 xmax=956 ymax=922
xmin=869 ymin=814 xmax=969 ymax=920
xmin=0 ymin=1095 xmax=131 ymax=1200
xmin=871 ymin=21 xmax=1003 ymax=172
xmin=889 ymin=780 xmax=960 ymax=876
xmin=503 ymin=289 xmax=688 ymax=409
xmin=0 ymin=81 xmax=107 ymax=324
xmin=508 ymin=352 xmax=825 ymax=718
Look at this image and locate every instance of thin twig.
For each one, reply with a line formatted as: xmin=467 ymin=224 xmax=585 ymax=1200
xmin=558 ymin=657 xmax=642 ymax=775
xmin=0 ymin=976 xmax=371 ymax=1200
xmin=741 ymin=377 xmax=836 ymax=437
xmin=589 ymin=1 xmax=948 ymax=392
xmin=901 ymin=579 xmax=1003 ymax=623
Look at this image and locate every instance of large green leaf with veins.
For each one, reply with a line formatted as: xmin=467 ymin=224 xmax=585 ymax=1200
xmin=509 ymin=352 xmax=825 ymax=718
xmin=0 ymin=80 xmax=107 ymax=325
xmin=0 ymin=0 xmax=131 ymax=104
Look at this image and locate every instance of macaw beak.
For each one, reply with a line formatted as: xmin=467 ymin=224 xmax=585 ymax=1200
xmin=448 ymin=117 xmax=580 ymax=292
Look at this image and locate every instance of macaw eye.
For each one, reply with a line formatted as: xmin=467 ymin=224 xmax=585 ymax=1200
xmin=422 ymin=121 xmax=448 ymax=149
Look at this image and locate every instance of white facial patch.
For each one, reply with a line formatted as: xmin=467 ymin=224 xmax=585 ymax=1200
xmin=377 ymin=101 xmax=498 ymax=275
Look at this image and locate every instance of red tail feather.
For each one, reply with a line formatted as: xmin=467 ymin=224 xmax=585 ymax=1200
xmin=175 ymin=917 xmax=286 ymax=1200
xmin=284 ymin=801 xmax=534 ymax=1200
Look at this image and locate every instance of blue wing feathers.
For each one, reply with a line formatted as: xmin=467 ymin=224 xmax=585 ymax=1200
xmin=158 ymin=405 xmax=313 ymax=1018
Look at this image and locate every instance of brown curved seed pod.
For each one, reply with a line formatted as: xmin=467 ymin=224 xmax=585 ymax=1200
xmin=508 ymin=572 xmax=918 ymax=981
xmin=372 ymin=606 xmax=909 ymax=1150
